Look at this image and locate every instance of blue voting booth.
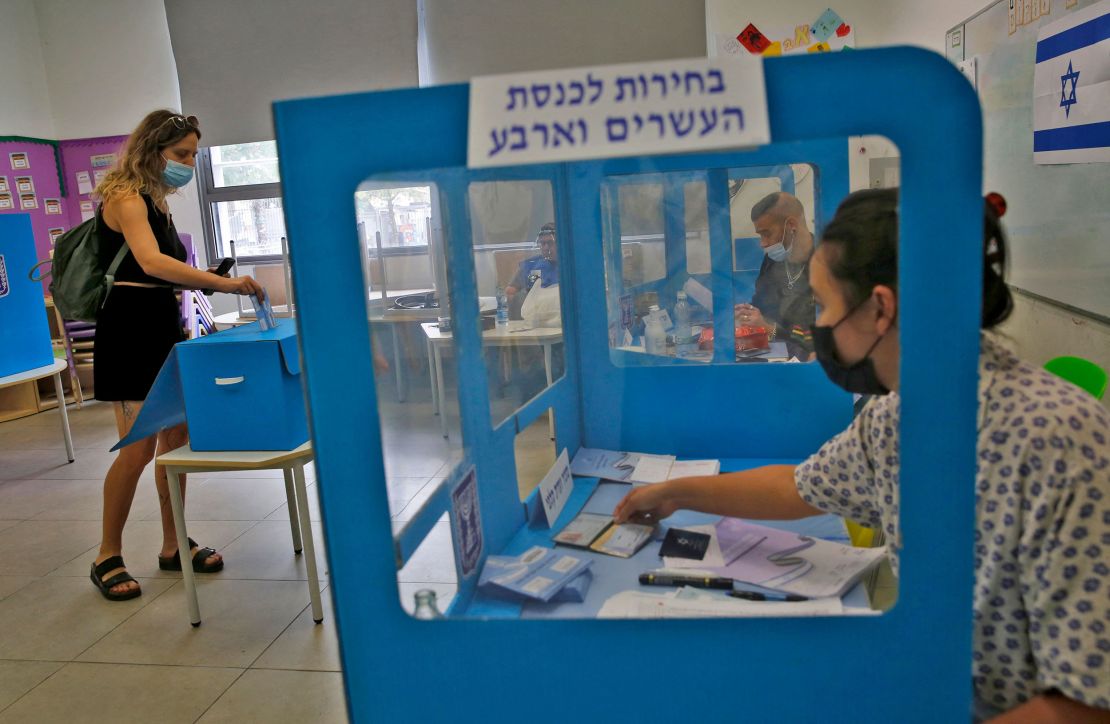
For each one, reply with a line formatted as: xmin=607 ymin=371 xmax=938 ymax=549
xmin=273 ymin=47 xmax=982 ymax=722
xmin=0 ymin=214 xmax=54 ymax=378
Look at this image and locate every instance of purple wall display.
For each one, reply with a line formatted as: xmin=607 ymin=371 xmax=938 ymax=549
xmin=0 ymin=138 xmax=67 ymax=266
xmin=58 ymin=135 xmax=129 ymax=230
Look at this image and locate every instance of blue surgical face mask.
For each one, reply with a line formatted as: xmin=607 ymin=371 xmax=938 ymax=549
xmin=764 ymin=223 xmax=794 ymax=263
xmin=162 ymin=156 xmax=194 ymax=188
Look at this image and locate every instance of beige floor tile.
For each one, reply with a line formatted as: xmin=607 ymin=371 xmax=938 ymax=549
xmin=3 ymin=449 xmax=118 ymax=481
xmin=197 ymin=669 xmax=347 ymax=724
xmin=397 ymin=521 xmax=457 ymax=584
xmin=9 ymin=400 xmax=115 ymax=429
xmin=139 ymin=476 xmax=291 ymax=522
xmin=22 ymin=477 xmax=160 ymax=522
xmin=0 ymin=576 xmax=175 ymax=661
xmin=393 ymin=477 xmax=446 ymax=521
xmin=214 ymin=521 xmax=328 ymax=581
xmin=0 ymin=662 xmax=241 ymax=724
xmin=78 ymin=579 xmax=316 ymax=668
xmin=384 ymin=449 xmax=452 ymax=478
xmin=0 ymin=422 xmax=75 ymax=452
xmin=0 ymin=520 xmax=103 ymax=576
xmin=0 ymin=520 xmax=20 ymax=534
xmin=385 ymin=476 xmax=434 ymax=517
xmin=252 ymin=589 xmax=340 ymax=672
xmin=0 ymin=660 xmax=64 ymax=711
xmin=0 ymin=478 xmax=107 ymax=520
xmin=0 ymin=576 xmax=36 ymax=601
xmin=47 ymin=520 xmax=257 ymax=580
xmin=264 ymin=482 xmax=322 ymax=523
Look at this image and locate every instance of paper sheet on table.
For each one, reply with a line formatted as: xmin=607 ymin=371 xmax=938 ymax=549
xmin=570 ymin=448 xmax=675 ymax=484
xmin=662 ymin=518 xmax=886 ymax=598
xmin=711 ymin=519 xmax=887 ymax=599
xmin=667 ymin=459 xmax=720 ymax=479
xmin=597 ymin=589 xmax=843 ymax=618
xmin=629 ymin=455 xmax=674 ymax=484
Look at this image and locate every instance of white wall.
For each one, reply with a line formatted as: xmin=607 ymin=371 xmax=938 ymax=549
xmin=34 ymin=0 xmax=182 ymax=139
xmin=0 ymin=0 xmax=55 ymax=137
xmin=1001 ymin=292 xmax=1110 ymax=375
xmin=705 ymin=0 xmax=984 ymax=53
xmin=33 ymin=0 xmax=204 ymax=265
xmin=421 ymin=0 xmax=706 ymax=85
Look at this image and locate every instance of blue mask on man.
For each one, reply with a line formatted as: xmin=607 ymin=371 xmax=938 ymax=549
xmin=162 ymin=157 xmax=194 ymax=188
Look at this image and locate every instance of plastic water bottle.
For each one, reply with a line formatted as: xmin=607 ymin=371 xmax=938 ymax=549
xmin=644 ymin=305 xmax=666 ymax=355
xmin=412 ymin=589 xmax=444 ymax=619
xmin=495 ymin=285 xmax=509 ymax=327
xmin=673 ymin=291 xmax=691 ymax=339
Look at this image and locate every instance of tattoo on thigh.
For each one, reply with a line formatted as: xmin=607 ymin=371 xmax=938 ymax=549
xmin=122 ymin=401 xmax=135 ymax=422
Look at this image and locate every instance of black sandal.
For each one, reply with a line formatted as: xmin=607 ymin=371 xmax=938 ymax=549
xmin=158 ymin=537 xmax=224 ymax=573
xmin=90 ymin=556 xmax=142 ymax=601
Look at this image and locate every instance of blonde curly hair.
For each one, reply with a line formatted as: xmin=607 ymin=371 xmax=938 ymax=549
xmin=94 ymin=109 xmax=201 ymax=208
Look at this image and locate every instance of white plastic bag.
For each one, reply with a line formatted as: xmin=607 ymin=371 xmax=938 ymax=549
xmin=519 ymin=282 xmax=561 ymax=328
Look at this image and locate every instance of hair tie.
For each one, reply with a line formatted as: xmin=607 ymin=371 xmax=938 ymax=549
xmin=985 ymin=192 xmax=1007 ymax=218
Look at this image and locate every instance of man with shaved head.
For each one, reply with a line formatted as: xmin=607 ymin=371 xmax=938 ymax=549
xmin=735 ymin=191 xmax=816 ymax=360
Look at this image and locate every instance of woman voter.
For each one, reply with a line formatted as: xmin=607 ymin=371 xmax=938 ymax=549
xmin=91 ymin=110 xmax=264 ymax=601
xmin=615 ymin=190 xmax=1109 ymax=722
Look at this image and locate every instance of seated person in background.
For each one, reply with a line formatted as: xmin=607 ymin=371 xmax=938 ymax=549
xmin=506 ymin=222 xmax=560 ymax=327
xmin=735 ymin=191 xmax=816 ymax=360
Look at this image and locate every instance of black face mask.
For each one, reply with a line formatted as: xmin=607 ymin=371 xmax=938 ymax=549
xmin=812 ymin=298 xmax=891 ymax=396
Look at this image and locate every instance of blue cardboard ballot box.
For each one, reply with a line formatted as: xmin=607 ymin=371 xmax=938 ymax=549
xmin=0 ymin=214 xmax=54 ymax=378
xmin=179 ymin=319 xmax=307 ymax=451
xmin=115 ymin=318 xmax=309 ymax=453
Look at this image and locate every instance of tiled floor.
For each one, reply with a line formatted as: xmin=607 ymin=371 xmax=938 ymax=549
xmin=0 ymin=395 xmax=470 ymax=723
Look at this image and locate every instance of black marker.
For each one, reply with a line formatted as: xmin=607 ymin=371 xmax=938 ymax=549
xmin=639 ymin=572 xmax=734 ymax=590
xmin=729 ymin=590 xmax=808 ymax=602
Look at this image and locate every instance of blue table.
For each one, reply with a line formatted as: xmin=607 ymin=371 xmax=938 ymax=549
xmin=456 ymin=459 xmax=876 ymax=619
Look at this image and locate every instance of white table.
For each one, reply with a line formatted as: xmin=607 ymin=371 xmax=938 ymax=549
xmin=156 ymin=441 xmax=322 ymax=627
xmin=0 ymin=358 xmax=74 ymax=462
xmin=421 ymin=321 xmax=563 ymax=439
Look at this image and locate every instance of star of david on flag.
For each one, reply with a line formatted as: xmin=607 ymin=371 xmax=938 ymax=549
xmin=1032 ymin=0 xmax=1110 ymax=164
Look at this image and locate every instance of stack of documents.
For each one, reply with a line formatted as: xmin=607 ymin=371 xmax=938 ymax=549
xmin=598 ymin=587 xmax=843 ymax=619
xmin=660 ymin=518 xmax=887 ymax=599
xmin=478 ymin=546 xmax=592 ymax=602
xmin=570 ymin=448 xmax=719 ymax=485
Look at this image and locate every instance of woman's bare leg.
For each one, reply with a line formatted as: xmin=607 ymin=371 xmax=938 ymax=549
xmin=154 ymin=424 xmax=221 ymax=567
xmin=96 ymin=401 xmax=155 ymax=595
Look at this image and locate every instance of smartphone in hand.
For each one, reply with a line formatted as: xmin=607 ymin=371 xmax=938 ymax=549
xmin=202 ymin=258 xmax=235 ymax=295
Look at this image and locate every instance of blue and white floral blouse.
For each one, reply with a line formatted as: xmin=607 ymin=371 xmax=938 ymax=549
xmin=794 ymin=333 xmax=1109 ymax=713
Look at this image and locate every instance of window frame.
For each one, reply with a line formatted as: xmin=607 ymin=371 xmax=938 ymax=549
xmin=197 ymin=146 xmax=286 ymax=264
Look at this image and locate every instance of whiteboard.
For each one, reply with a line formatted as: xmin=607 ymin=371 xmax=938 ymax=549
xmin=947 ymin=0 xmax=1110 ymax=320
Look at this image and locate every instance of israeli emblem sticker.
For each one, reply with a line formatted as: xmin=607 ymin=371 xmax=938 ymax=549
xmin=450 ymin=467 xmax=484 ymax=578
xmin=0 ymin=255 xmax=10 ymax=298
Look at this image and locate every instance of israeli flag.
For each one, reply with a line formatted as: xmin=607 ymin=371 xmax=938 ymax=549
xmin=1033 ymin=0 xmax=1110 ymax=164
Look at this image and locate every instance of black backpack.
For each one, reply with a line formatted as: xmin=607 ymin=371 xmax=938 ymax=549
xmin=29 ymin=215 xmax=129 ymax=323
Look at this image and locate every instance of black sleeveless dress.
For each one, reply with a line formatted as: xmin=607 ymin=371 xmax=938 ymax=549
xmin=93 ymin=195 xmax=187 ymax=402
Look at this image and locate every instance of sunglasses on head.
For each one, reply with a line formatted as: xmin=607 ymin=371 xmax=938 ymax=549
xmin=165 ymin=114 xmax=199 ymax=131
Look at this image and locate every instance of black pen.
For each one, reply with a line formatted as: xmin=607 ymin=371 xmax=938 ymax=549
xmin=639 ymin=572 xmax=734 ymax=590
xmin=729 ymin=590 xmax=808 ymax=602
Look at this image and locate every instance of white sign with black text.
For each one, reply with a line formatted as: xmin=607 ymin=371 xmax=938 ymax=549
xmin=538 ymin=449 xmax=574 ymax=527
xmin=468 ymin=56 xmax=770 ymax=168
